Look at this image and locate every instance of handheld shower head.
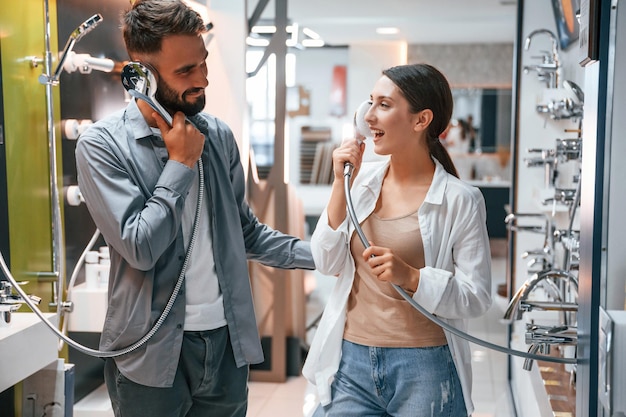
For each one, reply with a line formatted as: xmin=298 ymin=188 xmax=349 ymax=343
xmin=344 ymin=101 xmax=373 ymax=177
xmin=70 ymin=14 xmax=103 ymax=42
xmin=46 ymin=13 xmax=104 ymax=83
xmin=121 ymin=62 xmax=173 ymax=126
xmin=354 ymin=100 xmax=373 ymax=140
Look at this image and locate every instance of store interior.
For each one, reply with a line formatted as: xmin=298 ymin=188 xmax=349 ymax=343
xmin=1 ymin=0 xmax=625 ymax=416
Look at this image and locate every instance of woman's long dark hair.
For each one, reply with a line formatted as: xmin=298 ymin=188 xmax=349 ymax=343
xmin=382 ymin=64 xmax=459 ymax=178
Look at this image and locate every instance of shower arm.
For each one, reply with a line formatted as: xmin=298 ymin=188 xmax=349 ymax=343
xmin=40 ymin=13 xmax=103 ymax=85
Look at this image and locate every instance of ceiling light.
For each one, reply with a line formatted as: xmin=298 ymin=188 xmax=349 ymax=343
xmin=251 ymin=25 xmax=276 ymax=34
xmin=302 ymin=39 xmax=325 ymax=47
xmin=302 ymin=27 xmax=320 ymax=40
xmin=376 ymin=27 xmax=399 ymax=35
xmin=246 ymin=36 xmax=270 ymax=47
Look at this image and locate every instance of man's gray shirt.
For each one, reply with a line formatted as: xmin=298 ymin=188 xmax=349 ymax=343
xmin=75 ymin=99 xmax=314 ymax=387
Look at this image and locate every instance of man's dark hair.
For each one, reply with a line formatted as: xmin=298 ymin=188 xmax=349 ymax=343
xmin=122 ymin=0 xmax=206 ymax=57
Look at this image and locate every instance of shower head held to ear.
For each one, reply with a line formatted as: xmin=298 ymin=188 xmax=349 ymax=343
xmin=121 ymin=62 xmax=158 ymax=98
xmin=344 ymin=101 xmax=373 ymax=177
xmin=354 ymin=100 xmax=373 ymax=141
xmin=121 ymin=61 xmax=173 ymax=126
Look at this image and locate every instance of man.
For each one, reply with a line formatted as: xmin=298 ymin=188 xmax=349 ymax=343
xmin=75 ymin=1 xmax=315 ymax=416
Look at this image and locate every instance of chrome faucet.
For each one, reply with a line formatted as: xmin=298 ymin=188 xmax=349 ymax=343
xmin=505 ymin=213 xmax=555 ymax=269
xmin=523 ymin=29 xmax=561 ymax=88
xmin=505 ymin=212 xmax=552 ymax=236
xmin=0 ymin=280 xmax=42 ymax=325
xmin=502 ymin=269 xmax=578 ymax=323
xmin=523 ymin=323 xmax=577 ymax=371
xmin=524 ymin=148 xmax=558 ymax=188
xmin=523 ymin=343 xmax=547 ymax=371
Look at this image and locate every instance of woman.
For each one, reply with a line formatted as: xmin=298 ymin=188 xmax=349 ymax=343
xmin=302 ymin=63 xmax=492 ymax=416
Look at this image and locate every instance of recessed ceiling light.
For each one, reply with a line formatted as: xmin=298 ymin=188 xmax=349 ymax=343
xmin=246 ymin=36 xmax=270 ymax=47
xmin=251 ymin=25 xmax=276 ymax=34
xmin=302 ymin=39 xmax=325 ymax=47
xmin=302 ymin=27 xmax=320 ymax=40
xmin=376 ymin=27 xmax=399 ymax=35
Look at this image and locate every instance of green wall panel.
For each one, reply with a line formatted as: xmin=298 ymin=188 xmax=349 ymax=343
xmin=0 ymin=0 xmax=62 ymax=309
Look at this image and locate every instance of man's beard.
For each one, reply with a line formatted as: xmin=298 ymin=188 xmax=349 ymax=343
xmin=156 ymin=78 xmax=206 ymax=117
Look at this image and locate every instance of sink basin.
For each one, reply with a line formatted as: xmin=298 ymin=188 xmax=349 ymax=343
xmin=0 ymin=312 xmax=58 ymax=392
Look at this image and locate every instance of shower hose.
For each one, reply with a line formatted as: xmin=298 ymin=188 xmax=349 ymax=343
xmin=0 ymin=159 xmax=204 ymax=358
xmin=343 ymin=163 xmax=577 ymax=365
xmin=0 ymin=158 xmax=577 ymax=365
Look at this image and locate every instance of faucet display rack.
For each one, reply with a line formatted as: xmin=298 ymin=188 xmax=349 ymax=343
xmin=506 ymin=28 xmax=586 ymax=413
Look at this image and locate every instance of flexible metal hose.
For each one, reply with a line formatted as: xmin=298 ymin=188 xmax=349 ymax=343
xmin=343 ymin=167 xmax=577 ymax=365
xmin=58 ymin=227 xmax=101 ymax=351
xmin=1 ymin=159 xmax=204 ymax=358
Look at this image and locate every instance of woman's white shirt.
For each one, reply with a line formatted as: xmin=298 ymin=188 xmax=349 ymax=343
xmin=302 ymin=158 xmax=492 ymax=416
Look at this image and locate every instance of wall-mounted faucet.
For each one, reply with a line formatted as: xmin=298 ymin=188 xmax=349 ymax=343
xmin=503 ymin=269 xmax=578 ymax=323
xmin=505 ymin=213 xmax=555 ymax=271
xmin=535 ymin=79 xmax=585 ymax=121
xmin=523 ymin=323 xmax=577 ymax=371
xmin=524 ymin=148 xmax=558 ymax=188
xmin=0 ymin=281 xmax=42 ymax=325
xmin=523 ymin=29 xmax=561 ymax=88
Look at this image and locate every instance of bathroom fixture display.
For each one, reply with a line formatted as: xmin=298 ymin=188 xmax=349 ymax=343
xmin=523 ymin=323 xmax=577 ymax=371
xmin=564 ymin=79 xmax=584 ymax=104
xmin=556 ymin=138 xmax=582 ymax=161
xmin=35 ymin=9 xmax=104 ymax=333
xmin=62 ymin=51 xmax=114 ymax=75
xmin=523 ymin=29 xmax=561 ymax=88
xmin=39 ymin=13 xmax=103 ymax=86
xmin=64 ymin=184 xmax=85 ymax=207
xmin=542 ymin=187 xmax=578 ymax=206
xmin=524 ymin=148 xmax=558 ymax=188
xmin=503 ymin=269 xmax=578 ymax=323
xmin=506 ymin=212 xmax=555 ymax=271
xmin=0 ymin=281 xmax=41 ymax=326
xmin=536 ymin=79 xmax=584 ymax=121
xmin=536 ymin=97 xmax=584 ymax=120
xmin=0 ymin=8 xmax=203 ymax=357
xmin=62 ymin=118 xmax=93 ymax=140
xmin=505 ymin=212 xmax=553 ymax=235
xmin=554 ymin=229 xmax=580 ymax=271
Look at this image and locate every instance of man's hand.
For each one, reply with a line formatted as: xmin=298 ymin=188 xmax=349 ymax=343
xmin=154 ymin=111 xmax=204 ymax=168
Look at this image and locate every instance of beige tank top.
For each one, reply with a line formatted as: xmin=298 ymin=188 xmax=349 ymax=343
xmin=344 ymin=211 xmax=447 ymax=348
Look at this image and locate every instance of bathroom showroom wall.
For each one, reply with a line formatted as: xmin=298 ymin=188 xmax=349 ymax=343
xmin=510 ymin=1 xmax=585 ymax=417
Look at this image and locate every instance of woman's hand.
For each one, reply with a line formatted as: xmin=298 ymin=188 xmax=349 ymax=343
xmin=363 ymin=245 xmax=420 ymax=293
xmin=332 ymin=137 xmax=365 ymax=182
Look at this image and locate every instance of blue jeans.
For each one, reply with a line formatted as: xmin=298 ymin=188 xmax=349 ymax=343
xmin=105 ymin=326 xmax=249 ymax=417
xmin=313 ymin=340 xmax=467 ymax=417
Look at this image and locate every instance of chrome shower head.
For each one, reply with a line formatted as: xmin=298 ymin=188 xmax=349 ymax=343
xmin=47 ymin=13 xmax=104 ymax=83
xmin=121 ymin=62 xmax=173 ymax=126
xmin=121 ymin=62 xmax=158 ymax=99
xmin=70 ymin=14 xmax=103 ymax=42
